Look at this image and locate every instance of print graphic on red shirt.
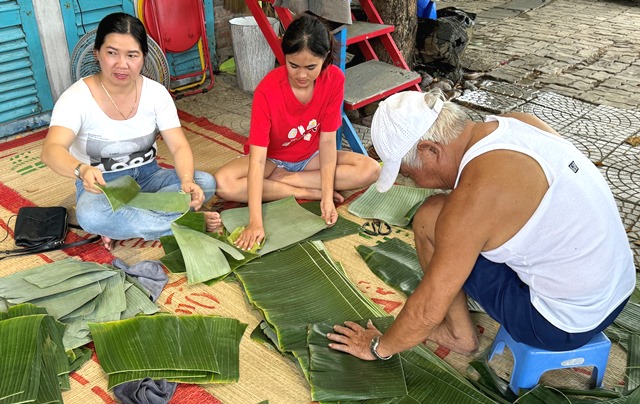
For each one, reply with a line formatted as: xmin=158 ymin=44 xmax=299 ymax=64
xmin=282 ymin=119 xmax=319 ymax=147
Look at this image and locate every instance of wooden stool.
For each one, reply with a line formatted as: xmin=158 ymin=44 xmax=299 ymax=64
xmin=488 ymin=326 xmax=611 ymax=394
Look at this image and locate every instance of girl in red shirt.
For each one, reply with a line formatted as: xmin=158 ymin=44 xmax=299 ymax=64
xmin=215 ymin=13 xmax=380 ymax=250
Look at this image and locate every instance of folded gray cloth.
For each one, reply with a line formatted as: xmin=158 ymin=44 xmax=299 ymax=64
xmin=113 ymin=378 xmax=177 ymax=404
xmin=112 ymin=258 xmax=168 ymax=302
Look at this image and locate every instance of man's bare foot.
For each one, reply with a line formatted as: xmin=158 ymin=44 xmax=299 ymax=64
xmin=334 ymin=191 xmax=345 ymax=203
xmin=426 ymin=323 xmax=478 ymax=356
xmin=204 ymin=212 xmax=223 ymax=233
xmin=100 ymin=236 xmax=116 ymax=251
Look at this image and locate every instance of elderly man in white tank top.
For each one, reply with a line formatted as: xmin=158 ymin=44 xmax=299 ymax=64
xmin=326 ymin=89 xmax=635 ymax=361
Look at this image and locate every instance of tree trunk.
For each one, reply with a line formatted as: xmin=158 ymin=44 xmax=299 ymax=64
xmin=371 ymin=0 xmax=417 ymax=69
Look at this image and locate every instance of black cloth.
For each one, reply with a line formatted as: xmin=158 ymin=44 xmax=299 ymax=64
xmin=113 ymin=378 xmax=177 ymax=404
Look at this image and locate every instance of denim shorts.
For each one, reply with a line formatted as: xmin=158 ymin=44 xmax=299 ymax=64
xmin=268 ymin=150 xmax=320 ymax=172
xmin=463 ymin=255 xmax=628 ymax=351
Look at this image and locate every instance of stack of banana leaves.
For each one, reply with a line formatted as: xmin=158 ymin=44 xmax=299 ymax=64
xmin=348 ymin=184 xmax=434 ymax=227
xmin=89 ymin=314 xmax=246 ymax=389
xmin=357 ymin=238 xmax=640 ymax=403
xmin=0 ymin=303 xmax=90 ymax=403
xmin=160 ymin=196 xmax=361 ymax=285
xmin=236 ymin=241 xmax=493 ymax=403
xmin=0 ymin=258 xmax=159 ymax=351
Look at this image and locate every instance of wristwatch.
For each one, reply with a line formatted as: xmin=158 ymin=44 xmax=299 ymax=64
xmin=74 ymin=163 xmax=84 ymax=179
xmin=370 ymin=335 xmax=393 ymax=360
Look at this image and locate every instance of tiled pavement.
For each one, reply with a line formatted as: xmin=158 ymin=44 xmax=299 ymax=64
xmin=175 ymin=0 xmax=640 ymax=270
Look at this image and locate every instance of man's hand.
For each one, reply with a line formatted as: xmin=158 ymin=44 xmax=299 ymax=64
xmin=327 ymin=320 xmax=382 ymax=360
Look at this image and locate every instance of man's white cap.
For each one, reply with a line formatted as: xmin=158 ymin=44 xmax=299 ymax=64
xmin=371 ymin=91 xmax=443 ymax=192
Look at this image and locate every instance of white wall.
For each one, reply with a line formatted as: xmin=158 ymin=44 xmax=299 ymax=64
xmin=32 ymin=0 xmax=71 ymax=101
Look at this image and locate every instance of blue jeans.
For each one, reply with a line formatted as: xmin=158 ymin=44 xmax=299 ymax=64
xmin=268 ymin=150 xmax=320 ymax=172
xmin=75 ymin=160 xmax=216 ymax=241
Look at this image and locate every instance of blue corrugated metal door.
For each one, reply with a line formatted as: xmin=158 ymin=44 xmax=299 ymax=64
xmin=59 ymin=0 xmax=137 ymax=55
xmin=0 ymin=0 xmax=54 ymax=139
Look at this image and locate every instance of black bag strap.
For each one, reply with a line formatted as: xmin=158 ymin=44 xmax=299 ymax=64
xmin=0 ymin=226 xmax=101 ymax=260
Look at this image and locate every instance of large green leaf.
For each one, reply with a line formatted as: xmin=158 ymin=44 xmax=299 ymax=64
xmin=236 ymin=241 xmax=495 ymax=403
xmin=626 ymin=335 xmax=640 ymax=394
xmin=357 ymin=239 xmax=485 ymax=313
xmin=96 ymin=175 xmax=141 ymax=211
xmin=308 ymin=318 xmax=407 ymax=402
xmin=0 ymin=304 xmax=69 ymax=403
xmin=221 ymin=196 xmax=327 ymax=255
xmin=236 ymin=242 xmax=384 ymax=352
xmin=89 ymin=315 xmax=245 ymax=388
xmin=97 ymin=175 xmax=190 ymax=212
xmin=348 ymin=184 xmax=433 ymax=226
xmin=0 ymin=259 xmax=116 ymax=303
xmin=171 ymin=223 xmax=232 ymax=284
xmin=357 ymin=239 xmax=423 ymax=297
xmin=300 ymin=201 xmax=361 ymax=242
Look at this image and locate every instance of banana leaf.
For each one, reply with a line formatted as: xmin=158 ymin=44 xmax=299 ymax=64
xmin=300 ymin=201 xmax=361 ymax=242
xmin=236 ymin=241 xmax=385 ymax=352
xmin=68 ymin=346 xmax=93 ymax=373
xmin=160 ymin=250 xmax=186 ymax=273
xmin=348 ymin=184 xmax=434 ymax=227
xmin=0 ymin=304 xmax=69 ymax=403
xmin=625 ymin=335 xmax=640 ymax=394
xmin=357 ymin=239 xmax=423 ymax=297
xmin=0 ymin=259 xmax=117 ymax=303
xmin=221 ymin=196 xmax=327 ymax=255
xmin=89 ymin=315 xmax=246 ymax=389
xmin=97 ymin=175 xmax=190 ymax=212
xmin=357 ymin=239 xmax=485 ymax=313
xmin=236 ymin=241 xmax=496 ymax=403
xmin=171 ymin=223 xmax=232 ymax=284
xmin=175 ymin=211 xmax=207 ymax=232
xmin=96 ymin=175 xmax=141 ymax=211
xmin=308 ymin=318 xmax=408 ymax=402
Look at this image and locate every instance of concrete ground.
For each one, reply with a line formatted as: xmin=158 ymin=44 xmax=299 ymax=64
xmin=176 ymin=0 xmax=640 ymax=270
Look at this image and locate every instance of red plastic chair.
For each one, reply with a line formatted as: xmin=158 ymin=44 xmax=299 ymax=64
xmin=142 ymin=0 xmax=214 ymax=97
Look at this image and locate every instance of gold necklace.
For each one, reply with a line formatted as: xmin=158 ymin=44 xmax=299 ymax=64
xmin=100 ymin=78 xmax=138 ymax=120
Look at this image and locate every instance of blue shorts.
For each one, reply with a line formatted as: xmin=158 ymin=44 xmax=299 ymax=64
xmin=268 ymin=150 xmax=320 ymax=172
xmin=464 ymin=255 xmax=628 ymax=351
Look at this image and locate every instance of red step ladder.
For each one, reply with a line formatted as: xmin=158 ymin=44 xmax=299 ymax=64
xmin=243 ymin=0 xmax=421 ymax=153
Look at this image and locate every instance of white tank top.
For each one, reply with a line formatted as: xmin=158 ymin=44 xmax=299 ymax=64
xmin=454 ymin=115 xmax=635 ymax=332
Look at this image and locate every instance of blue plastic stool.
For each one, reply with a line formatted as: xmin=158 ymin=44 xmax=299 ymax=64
xmin=488 ymin=326 xmax=611 ymax=394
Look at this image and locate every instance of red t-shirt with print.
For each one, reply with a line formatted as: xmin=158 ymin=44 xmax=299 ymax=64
xmin=244 ymin=64 xmax=345 ymax=162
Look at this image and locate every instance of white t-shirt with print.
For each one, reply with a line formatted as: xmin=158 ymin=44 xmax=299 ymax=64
xmin=49 ymin=76 xmax=180 ymax=172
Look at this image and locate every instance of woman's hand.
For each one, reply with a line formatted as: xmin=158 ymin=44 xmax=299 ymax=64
xmin=327 ymin=320 xmax=382 ymax=360
xmin=79 ymin=165 xmax=106 ymax=194
xmin=320 ymin=197 xmax=338 ymax=227
xmin=235 ymin=222 xmax=265 ymax=251
xmin=181 ymin=179 xmax=205 ymax=210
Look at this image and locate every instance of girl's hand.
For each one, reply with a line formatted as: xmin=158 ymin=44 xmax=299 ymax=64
xmin=181 ymin=180 xmax=205 ymax=210
xmin=321 ymin=197 xmax=338 ymax=227
xmin=80 ymin=166 xmax=106 ymax=194
xmin=235 ymin=222 xmax=265 ymax=251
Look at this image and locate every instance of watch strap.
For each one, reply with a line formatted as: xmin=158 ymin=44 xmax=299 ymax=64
xmin=74 ymin=163 xmax=84 ymax=179
xmin=370 ymin=335 xmax=393 ymax=360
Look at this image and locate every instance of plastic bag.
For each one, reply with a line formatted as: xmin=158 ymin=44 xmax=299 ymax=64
xmin=415 ymin=7 xmax=476 ymax=80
